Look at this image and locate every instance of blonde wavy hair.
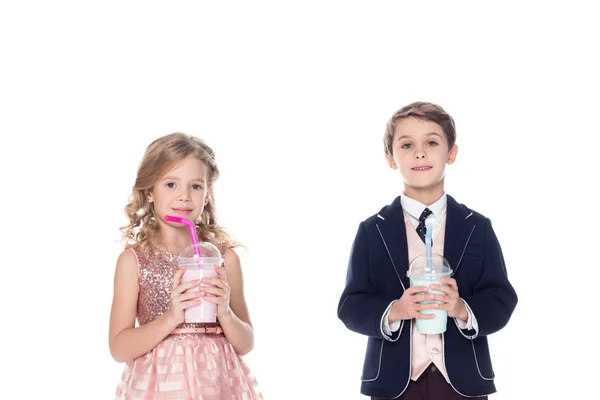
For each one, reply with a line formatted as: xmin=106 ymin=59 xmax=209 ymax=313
xmin=121 ymin=132 xmax=237 ymax=255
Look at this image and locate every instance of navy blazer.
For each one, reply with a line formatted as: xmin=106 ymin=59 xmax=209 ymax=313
xmin=337 ymin=195 xmax=518 ymax=398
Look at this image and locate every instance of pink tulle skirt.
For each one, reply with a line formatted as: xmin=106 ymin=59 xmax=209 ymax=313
xmin=115 ymin=335 xmax=262 ymax=400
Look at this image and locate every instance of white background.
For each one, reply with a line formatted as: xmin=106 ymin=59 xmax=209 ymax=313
xmin=1 ymin=1 xmax=598 ymax=399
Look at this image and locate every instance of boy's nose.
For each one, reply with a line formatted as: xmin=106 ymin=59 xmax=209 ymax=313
xmin=415 ymin=151 xmax=426 ymax=159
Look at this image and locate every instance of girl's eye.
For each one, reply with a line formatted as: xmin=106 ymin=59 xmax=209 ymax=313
xmin=166 ymin=182 xmax=176 ymax=188
xmin=401 ymin=143 xmax=412 ymax=149
xmin=191 ymin=184 xmax=203 ymax=190
xmin=427 ymin=140 xmax=439 ymax=146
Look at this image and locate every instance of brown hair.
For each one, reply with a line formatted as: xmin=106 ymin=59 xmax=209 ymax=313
xmin=121 ymin=132 xmax=237 ymax=255
xmin=384 ymin=101 xmax=456 ymax=157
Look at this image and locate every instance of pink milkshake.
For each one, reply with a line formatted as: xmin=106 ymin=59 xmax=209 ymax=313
xmin=178 ymin=242 xmax=223 ymax=323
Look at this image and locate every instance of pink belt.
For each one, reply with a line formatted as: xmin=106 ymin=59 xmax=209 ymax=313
xmin=171 ymin=326 xmax=223 ymax=335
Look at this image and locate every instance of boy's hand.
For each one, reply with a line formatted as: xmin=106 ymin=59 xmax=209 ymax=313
xmin=388 ymin=286 xmax=440 ymax=323
xmin=430 ymin=278 xmax=468 ymax=320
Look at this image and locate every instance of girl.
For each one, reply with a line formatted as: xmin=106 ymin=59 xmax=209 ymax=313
xmin=109 ymin=132 xmax=262 ymax=399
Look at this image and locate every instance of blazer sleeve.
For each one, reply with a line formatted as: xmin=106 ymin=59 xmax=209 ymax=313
xmin=337 ymin=222 xmax=399 ymax=340
xmin=460 ymin=218 xmax=518 ymax=338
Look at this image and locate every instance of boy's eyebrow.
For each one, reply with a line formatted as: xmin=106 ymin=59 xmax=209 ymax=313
xmin=396 ymin=132 xmax=443 ymax=141
xmin=160 ymin=176 xmax=206 ymax=183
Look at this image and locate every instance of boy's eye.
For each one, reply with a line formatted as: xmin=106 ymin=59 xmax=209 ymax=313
xmin=166 ymin=182 xmax=176 ymax=188
xmin=427 ymin=140 xmax=439 ymax=146
xmin=191 ymin=184 xmax=203 ymax=190
xmin=401 ymin=143 xmax=412 ymax=149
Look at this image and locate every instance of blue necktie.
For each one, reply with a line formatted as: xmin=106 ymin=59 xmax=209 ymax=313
xmin=416 ymin=208 xmax=433 ymax=243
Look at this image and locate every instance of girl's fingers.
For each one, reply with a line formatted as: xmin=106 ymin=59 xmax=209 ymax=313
xmin=200 ymin=286 xmax=223 ymax=295
xmin=200 ymin=296 xmax=220 ymax=304
xmin=178 ymin=291 xmax=204 ymax=301
xmin=215 ymin=266 xmax=227 ymax=280
xmin=172 ymin=267 xmax=186 ymax=289
xmin=174 ymin=280 xmax=202 ymax=295
xmin=202 ymin=278 xmax=227 ymax=288
xmin=182 ymin=300 xmax=204 ymax=309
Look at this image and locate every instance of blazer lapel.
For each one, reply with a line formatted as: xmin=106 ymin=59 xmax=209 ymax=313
xmin=443 ymin=195 xmax=477 ymax=274
xmin=376 ymin=197 xmax=411 ymax=290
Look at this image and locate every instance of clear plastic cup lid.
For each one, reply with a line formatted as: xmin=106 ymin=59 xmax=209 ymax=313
xmin=179 ymin=242 xmax=223 ymax=264
xmin=406 ymin=253 xmax=453 ymax=278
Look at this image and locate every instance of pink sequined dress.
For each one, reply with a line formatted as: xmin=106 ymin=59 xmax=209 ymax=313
xmin=115 ymin=248 xmax=262 ymax=400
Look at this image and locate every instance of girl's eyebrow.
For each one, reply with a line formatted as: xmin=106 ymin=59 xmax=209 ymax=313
xmin=160 ymin=176 xmax=205 ymax=183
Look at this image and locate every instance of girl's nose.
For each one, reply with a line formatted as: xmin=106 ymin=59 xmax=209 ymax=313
xmin=178 ymin=190 xmax=191 ymax=201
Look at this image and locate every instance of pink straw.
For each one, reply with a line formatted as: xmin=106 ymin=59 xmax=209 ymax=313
xmin=164 ymin=215 xmax=202 ymax=257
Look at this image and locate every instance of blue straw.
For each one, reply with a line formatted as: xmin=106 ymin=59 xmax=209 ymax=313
xmin=425 ymin=219 xmax=433 ymax=271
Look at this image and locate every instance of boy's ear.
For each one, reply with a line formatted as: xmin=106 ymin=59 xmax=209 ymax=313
xmin=447 ymin=144 xmax=459 ymax=165
xmin=386 ymin=153 xmax=397 ymax=169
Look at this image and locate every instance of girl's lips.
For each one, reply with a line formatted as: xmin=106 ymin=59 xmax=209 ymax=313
xmin=172 ymin=208 xmax=192 ymax=214
xmin=411 ymin=166 xmax=432 ymax=171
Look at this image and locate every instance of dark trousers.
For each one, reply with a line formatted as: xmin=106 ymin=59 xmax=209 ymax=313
xmin=372 ymin=364 xmax=488 ymax=400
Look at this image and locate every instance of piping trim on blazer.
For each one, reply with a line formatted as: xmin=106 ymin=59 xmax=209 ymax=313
xmin=376 ymin=224 xmax=406 ymax=291
xmin=387 ymin=319 xmax=413 ymax=399
xmin=374 ymin=223 xmax=413 ymax=397
xmin=377 ymin=213 xmax=385 ymax=220
xmin=453 ymin=224 xmax=479 ymax=340
xmin=471 ymin=340 xmax=495 ymax=380
xmin=453 ymin=225 xmax=476 ymax=275
xmin=360 ymin=339 xmax=384 ymax=382
xmin=465 ymin=211 xmax=474 ymax=219
xmin=376 ymin=224 xmax=406 ymax=343
xmin=337 ymin=296 xmax=349 ymax=316
xmin=380 ymin=302 xmax=402 ymax=343
xmin=453 ymin=317 xmax=477 ymax=340
xmin=442 ymin=335 xmax=492 ymax=397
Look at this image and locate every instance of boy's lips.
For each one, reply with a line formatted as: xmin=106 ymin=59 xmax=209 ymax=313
xmin=411 ymin=166 xmax=433 ymax=171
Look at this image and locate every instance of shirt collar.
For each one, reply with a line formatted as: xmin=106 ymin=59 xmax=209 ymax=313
xmin=401 ymin=193 xmax=447 ymax=221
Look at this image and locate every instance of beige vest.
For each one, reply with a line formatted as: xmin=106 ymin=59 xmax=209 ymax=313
xmin=404 ymin=211 xmax=449 ymax=382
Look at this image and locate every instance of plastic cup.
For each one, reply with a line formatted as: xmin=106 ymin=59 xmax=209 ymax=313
xmin=178 ymin=243 xmax=223 ymax=323
xmin=406 ymin=254 xmax=453 ymax=334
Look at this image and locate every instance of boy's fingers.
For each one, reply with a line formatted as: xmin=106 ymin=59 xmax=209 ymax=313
xmin=432 ymin=294 xmax=450 ymax=302
xmin=413 ymin=294 xmax=435 ymax=303
xmin=416 ymin=302 xmax=440 ymax=311
xmin=415 ymin=312 xmax=436 ymax=319
xmin=407 ymin=286 xmax=429 ymax=295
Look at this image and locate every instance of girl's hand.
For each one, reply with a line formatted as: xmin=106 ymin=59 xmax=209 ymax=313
xmin=430 ymin=277 xmax=467 ymax=319
xmin=200 ymin=266 xmax=232 ymax=319
xmin=166 ymin=267 xmax=204 ymax=325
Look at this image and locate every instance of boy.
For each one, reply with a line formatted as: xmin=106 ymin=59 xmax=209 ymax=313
xmin=337 ymin=102 xmax=517 ymax=399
